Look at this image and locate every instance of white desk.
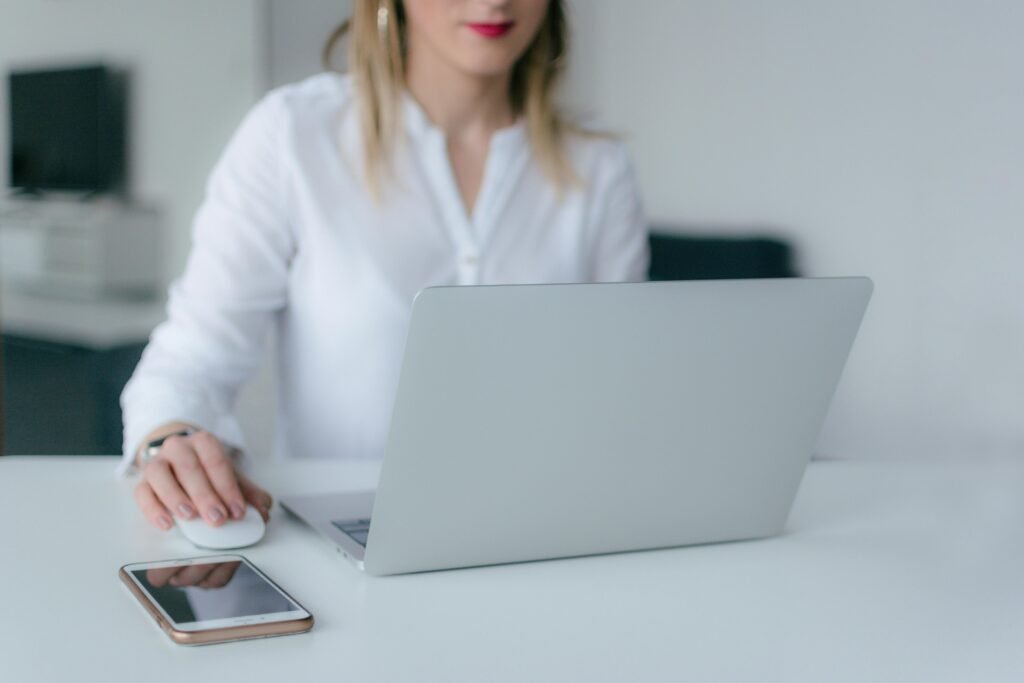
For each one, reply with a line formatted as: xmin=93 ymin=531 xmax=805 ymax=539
xmin=2 ymin=457 xmax=1022 ymax=682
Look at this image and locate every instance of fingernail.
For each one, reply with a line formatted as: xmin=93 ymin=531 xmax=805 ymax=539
xmin=178 ymin=503 xmax=196 ymax=519
xmin=157 ymin=515 xmax=173 ymax=531
xmin=230 ymin=503 xmax=245 ymax=519
xmin=209 ymin=507 xmax=225 ymax=523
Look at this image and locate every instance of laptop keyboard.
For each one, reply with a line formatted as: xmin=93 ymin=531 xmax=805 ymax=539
xmin=332 ymin=518 xmax=372 ymax=547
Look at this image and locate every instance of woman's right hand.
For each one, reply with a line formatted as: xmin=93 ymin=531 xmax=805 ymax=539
xmin=132 ymin=427 xmax=273 ymax=531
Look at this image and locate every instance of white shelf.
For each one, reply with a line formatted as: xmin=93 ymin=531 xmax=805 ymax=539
xmin=0 ymin=288 xmax=165 ymax=349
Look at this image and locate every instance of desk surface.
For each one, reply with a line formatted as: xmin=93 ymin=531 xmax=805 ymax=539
xmin=2 ymin=457 xmax=1022 ymax=682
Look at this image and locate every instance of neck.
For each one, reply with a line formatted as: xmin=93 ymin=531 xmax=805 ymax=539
xmin=405 ymin=42 xmax=515 ymax=141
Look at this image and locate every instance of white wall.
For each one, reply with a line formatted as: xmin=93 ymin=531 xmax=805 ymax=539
xmin=266 ymin=0 xmax=350 ymax=89
xmin=565 ymin=0 xmax=1024 ymax=460
xmin=0 ymin=0 xmax=273 ymax=455
xmin=0 ymin=0 xmax=263 ymax=285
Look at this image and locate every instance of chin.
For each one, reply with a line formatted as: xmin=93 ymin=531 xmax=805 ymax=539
xmin=464 ymin=63 xmax=520 ymax=79
xmin=454 ymin=52 xmax=522 ymax=79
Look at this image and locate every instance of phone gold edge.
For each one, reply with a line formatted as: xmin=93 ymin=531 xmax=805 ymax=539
xmin=117 ymin=566 xmax=314 ymax=646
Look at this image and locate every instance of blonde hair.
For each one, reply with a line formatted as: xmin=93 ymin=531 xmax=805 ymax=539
xmin=323 ymin=0 xmax=576 ymax=198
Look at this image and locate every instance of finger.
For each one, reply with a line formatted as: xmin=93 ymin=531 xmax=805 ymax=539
xmin=143 ymin=458 xmax=198 ymax=521
xmin=198 ymin=562 xmax=239 ymax=589
xmin=146 ymin=567 xmax=181 ymax=587
xmin=191 ymin=432 xmax=247 ymax=520
xmin=170 ymin=563 xmax=218 ymax=588
xmin=133 ymin=481 xmax=173 ymax=531
xmin=238 ymin=473 xmax=274 ymax=521
xmin=163 ymin=438 xmax=229 ymax=526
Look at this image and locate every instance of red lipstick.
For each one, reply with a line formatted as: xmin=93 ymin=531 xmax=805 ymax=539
xmin=466 ymin=21 xmax=514 ymax=38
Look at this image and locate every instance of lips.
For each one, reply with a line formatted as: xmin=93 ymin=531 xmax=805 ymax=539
xmin=466 ymin=21 xmax=514 ymax=38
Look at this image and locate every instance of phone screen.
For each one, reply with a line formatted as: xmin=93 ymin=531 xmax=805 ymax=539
xmin=129 ymin=559 xmax=300 ymax=626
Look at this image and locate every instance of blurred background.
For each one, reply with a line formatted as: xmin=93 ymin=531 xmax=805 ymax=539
xmin=0 ymin=0 xmax=1021 ymax=462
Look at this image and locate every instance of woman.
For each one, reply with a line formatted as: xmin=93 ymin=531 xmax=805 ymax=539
xmin=122 ymin=0 xmax=648 ymax=531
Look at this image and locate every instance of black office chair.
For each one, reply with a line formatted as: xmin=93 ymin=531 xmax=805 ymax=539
xmin=647 ymin=230 xmax=798 ymax=281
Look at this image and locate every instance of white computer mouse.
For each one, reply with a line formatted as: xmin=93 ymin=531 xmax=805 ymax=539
xmin=175 ymin=504 xmax=266 ymax=549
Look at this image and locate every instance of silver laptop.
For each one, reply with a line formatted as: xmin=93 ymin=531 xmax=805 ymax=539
xmin=281 ymin=278 xmax=872 ymax=576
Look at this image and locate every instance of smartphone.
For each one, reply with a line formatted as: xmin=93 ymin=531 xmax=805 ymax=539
xmin=119 ymin=554 xmax=313 ymax=645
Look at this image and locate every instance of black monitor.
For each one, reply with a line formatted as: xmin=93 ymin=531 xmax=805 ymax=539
xmin=8 ymin=64 xmax=127 ymax=195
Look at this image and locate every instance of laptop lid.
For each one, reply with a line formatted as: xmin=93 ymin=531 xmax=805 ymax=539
xmin=363 ymin=278 xmax=872 ymax=575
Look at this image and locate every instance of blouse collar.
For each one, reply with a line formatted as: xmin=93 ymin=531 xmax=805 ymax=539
xmin=401 ymin=91 xmax=526 ymax=149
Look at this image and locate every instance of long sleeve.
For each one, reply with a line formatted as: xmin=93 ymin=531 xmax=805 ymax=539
xmin=586 ymin=142 xmax=650 ymax=283
xmin=118 ymin=92 xmax=295 ymax=475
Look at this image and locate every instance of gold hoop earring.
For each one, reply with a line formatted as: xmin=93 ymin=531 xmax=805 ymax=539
xmin=377 ymin=3 xmax=390 ymax=41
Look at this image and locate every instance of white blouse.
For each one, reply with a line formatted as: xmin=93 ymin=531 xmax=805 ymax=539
xmin=119 ymin=73 xmax=648 ymax=473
